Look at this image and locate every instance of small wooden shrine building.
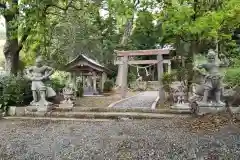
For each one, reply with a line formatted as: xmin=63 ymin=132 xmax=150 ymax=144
xmin=64 ymin=54 xmax=110 ymax=94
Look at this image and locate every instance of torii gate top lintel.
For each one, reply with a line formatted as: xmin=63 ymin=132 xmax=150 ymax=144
xmin=114 ymin=49 xmax=171 ymax=57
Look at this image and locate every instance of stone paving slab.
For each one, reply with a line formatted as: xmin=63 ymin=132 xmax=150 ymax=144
xmin=112 ymin=91 xmax=159 ymax=108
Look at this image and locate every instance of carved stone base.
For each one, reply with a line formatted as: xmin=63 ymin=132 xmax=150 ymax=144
xmin=197 ymin=101 xmax=225 ymax=108
xmin=26 ymin=105 xmax=54 ymax=113
xmin=26 ymin=106 xmax=38 ymax=112
xmin=190 ymin=101 xmax=227 ymax=115
xmin=197 ymin=107 xmax=226 ymax=116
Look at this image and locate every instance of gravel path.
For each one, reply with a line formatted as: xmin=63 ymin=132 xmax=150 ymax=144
xmin=0 ymin=118 xmax=239 ymax=160
xmin=113 ymin=91 xmax=158 ymax=108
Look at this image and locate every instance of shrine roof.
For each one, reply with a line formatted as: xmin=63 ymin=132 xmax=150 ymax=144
xmin=64 ymin=54 xmax=111 ymax=73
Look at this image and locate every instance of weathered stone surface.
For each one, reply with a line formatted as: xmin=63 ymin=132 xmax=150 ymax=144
xmin=7 ymin=106 xmax=16 ymax=116
xmin=197 ymin=107 xmax=227 ymax=116
xmin=37 ymin=105 xmax=54 ymax=112
xmin=171 ymin=103 xmax=190 ymax=110
xmin=58 ymin=103 xmax=74 ymax=111
xmin=26 ymin=106 xmax=38 ymax=112
xmin=189 ymin=49 xmax=229 ymax=107
xmin=26 ymin=105 xmax=54 ymax=113
xmin=15 ymin=107 xmax=25 ymax=116
xmin=25 ymin=56 xmax=56 ymax=108
xmin=197 ymin=102 xmax=225 ymax=108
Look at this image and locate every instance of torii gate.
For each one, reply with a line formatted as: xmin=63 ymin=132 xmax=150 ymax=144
xmin=114 ymin=49 xmax=172 ymax=104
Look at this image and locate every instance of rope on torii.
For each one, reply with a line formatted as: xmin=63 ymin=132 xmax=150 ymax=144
xmin=129 ymin=59 xmax=164 ymax=78
xmin=136 ymin=66 xmax=149 ymax=77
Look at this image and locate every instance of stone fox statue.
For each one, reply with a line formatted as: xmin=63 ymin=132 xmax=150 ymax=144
xmin=25 ymin=56 xmax=56 ymax=106
xmin=192 ymin=49 xmax=229 ymax=105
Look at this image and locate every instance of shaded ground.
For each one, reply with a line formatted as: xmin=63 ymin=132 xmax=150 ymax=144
xmin=0 ymin=118 xmax=239 ymax=160
xmin=75 ymin=91 xmax=139 ymax=108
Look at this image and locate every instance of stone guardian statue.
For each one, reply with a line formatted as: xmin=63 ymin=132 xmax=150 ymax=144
xmin=191 ymin=49 xmax=229 ymax=107
xmin=25 ymin=56 xmax=56 ymax=111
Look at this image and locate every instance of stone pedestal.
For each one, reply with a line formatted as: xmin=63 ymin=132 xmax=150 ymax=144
xmin=197 ymin=107 xmax=226 ymax=115
xmin=8 ymin=106 xmax=16 ymax=116
xmin=190 ymin=102 xmax=227 ymax=116
xmin=26 ymin=105 xmax=54 ymax=113
xmin=171 ymin=103 xmax=190 ymax=110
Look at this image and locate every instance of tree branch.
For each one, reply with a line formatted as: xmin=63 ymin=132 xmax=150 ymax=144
xmin=48 ymin=0 xmax=82 ymax=11
xmin=0 ymin=3 xmax=6 ymax=9
xmin=178 ymin=34 xmax=193 ymax=43
xmin=17 ymin=0 xmax=83 ymax=53
xmin=46 ymin=11 xmax=65 ymax=18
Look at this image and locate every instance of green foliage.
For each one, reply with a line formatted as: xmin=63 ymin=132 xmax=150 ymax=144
xmin=49 ymin=78 xmax=65 ymax=94
xmin=161 ymin=72 xmax=175 ymax=93
xmin=0 ymin=75 xmax=31 ymax=108
xmin=224 ymin=67 xmax=240 ymax=88
xmin=161 ymin=0 xmax=240 ymax=42
xmin=130 ymin=10 xmax=159 ymax=50
xmin=104 ymin=80 xmax=114 ymax=92
xmin=128 ymin=69 xmax=137 ymax=83
xmin=231 ymin=58 xmax=240 ymax=67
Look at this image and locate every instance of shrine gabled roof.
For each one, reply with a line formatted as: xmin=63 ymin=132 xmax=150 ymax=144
xmin=65 ymin=54 xmax=110 ymax=73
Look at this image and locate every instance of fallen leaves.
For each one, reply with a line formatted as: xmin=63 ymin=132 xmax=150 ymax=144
xmin=178 ymin=112 xmax=240 ymax=133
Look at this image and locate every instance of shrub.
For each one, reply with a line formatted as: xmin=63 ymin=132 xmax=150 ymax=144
xmin=0 ymin=75 xmax=31 ymax=109
xmin=49 ymin=78 xmax=65 ymax=94
xmin=224 ymin=67 xmax=240 ymax=88
xmin=104 ymin=80 xmax=114 ymax=92
xmin=161 ymin=72 xmax=176 ymax=93
xmin=128 ymin=70 xmax=137 ymax=83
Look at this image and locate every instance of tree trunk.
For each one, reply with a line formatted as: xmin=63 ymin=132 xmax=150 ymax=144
xmin=3 ymin=12 xmax=20 ymax=75
xmin=3 ymin=39 xmax=19 ymax=75
xmin=115 ymin=18 xmax=134 ymax=87
xmin=186 ymin=40 xmax=197 ymax=98
xmin=115 ymin=0 xmax=140 ymax=87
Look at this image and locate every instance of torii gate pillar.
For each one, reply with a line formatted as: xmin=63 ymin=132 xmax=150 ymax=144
xmin=157 ymin=54 xmax=165 ymax=105
xmin=121 ymin=55 xmax=129 ymax=98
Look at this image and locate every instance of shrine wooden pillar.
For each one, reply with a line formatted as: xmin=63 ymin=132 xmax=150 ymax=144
xmin=70 ymin=72 xmax=77 ymax=90
xmin=92 ymin=71 xmax=97 ymax=94
xmin=157 ymin=54 xmax=165 ymax=104
xmin=121 ymin=55 xmax=128 ymax=98
xmin=100 ymin=72 xmax=107 ymax=92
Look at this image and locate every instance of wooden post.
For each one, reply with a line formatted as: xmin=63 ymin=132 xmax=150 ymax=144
xmin=152 ymin=65 xmax=155 ymax=81
xmin=92 ymin=71 xmax=97 ymax=94
xmin=70 ymin=72 xmax=77 ymax=97
xmin=157 ymin=54 xmax=165 ymax=104
xmin=101 ymin=72 xmax=107 ymax=92
xmin=121 ymin=55 xmax=128 ymax=98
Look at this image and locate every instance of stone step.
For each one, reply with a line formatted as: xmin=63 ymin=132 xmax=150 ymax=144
xmin=7 ymin=106 xmax=192 ymax=117
xmin=56 ymin=107 xmax=191 ymax=114
xmin=13 ymin=111 xmax=190 ymax=119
